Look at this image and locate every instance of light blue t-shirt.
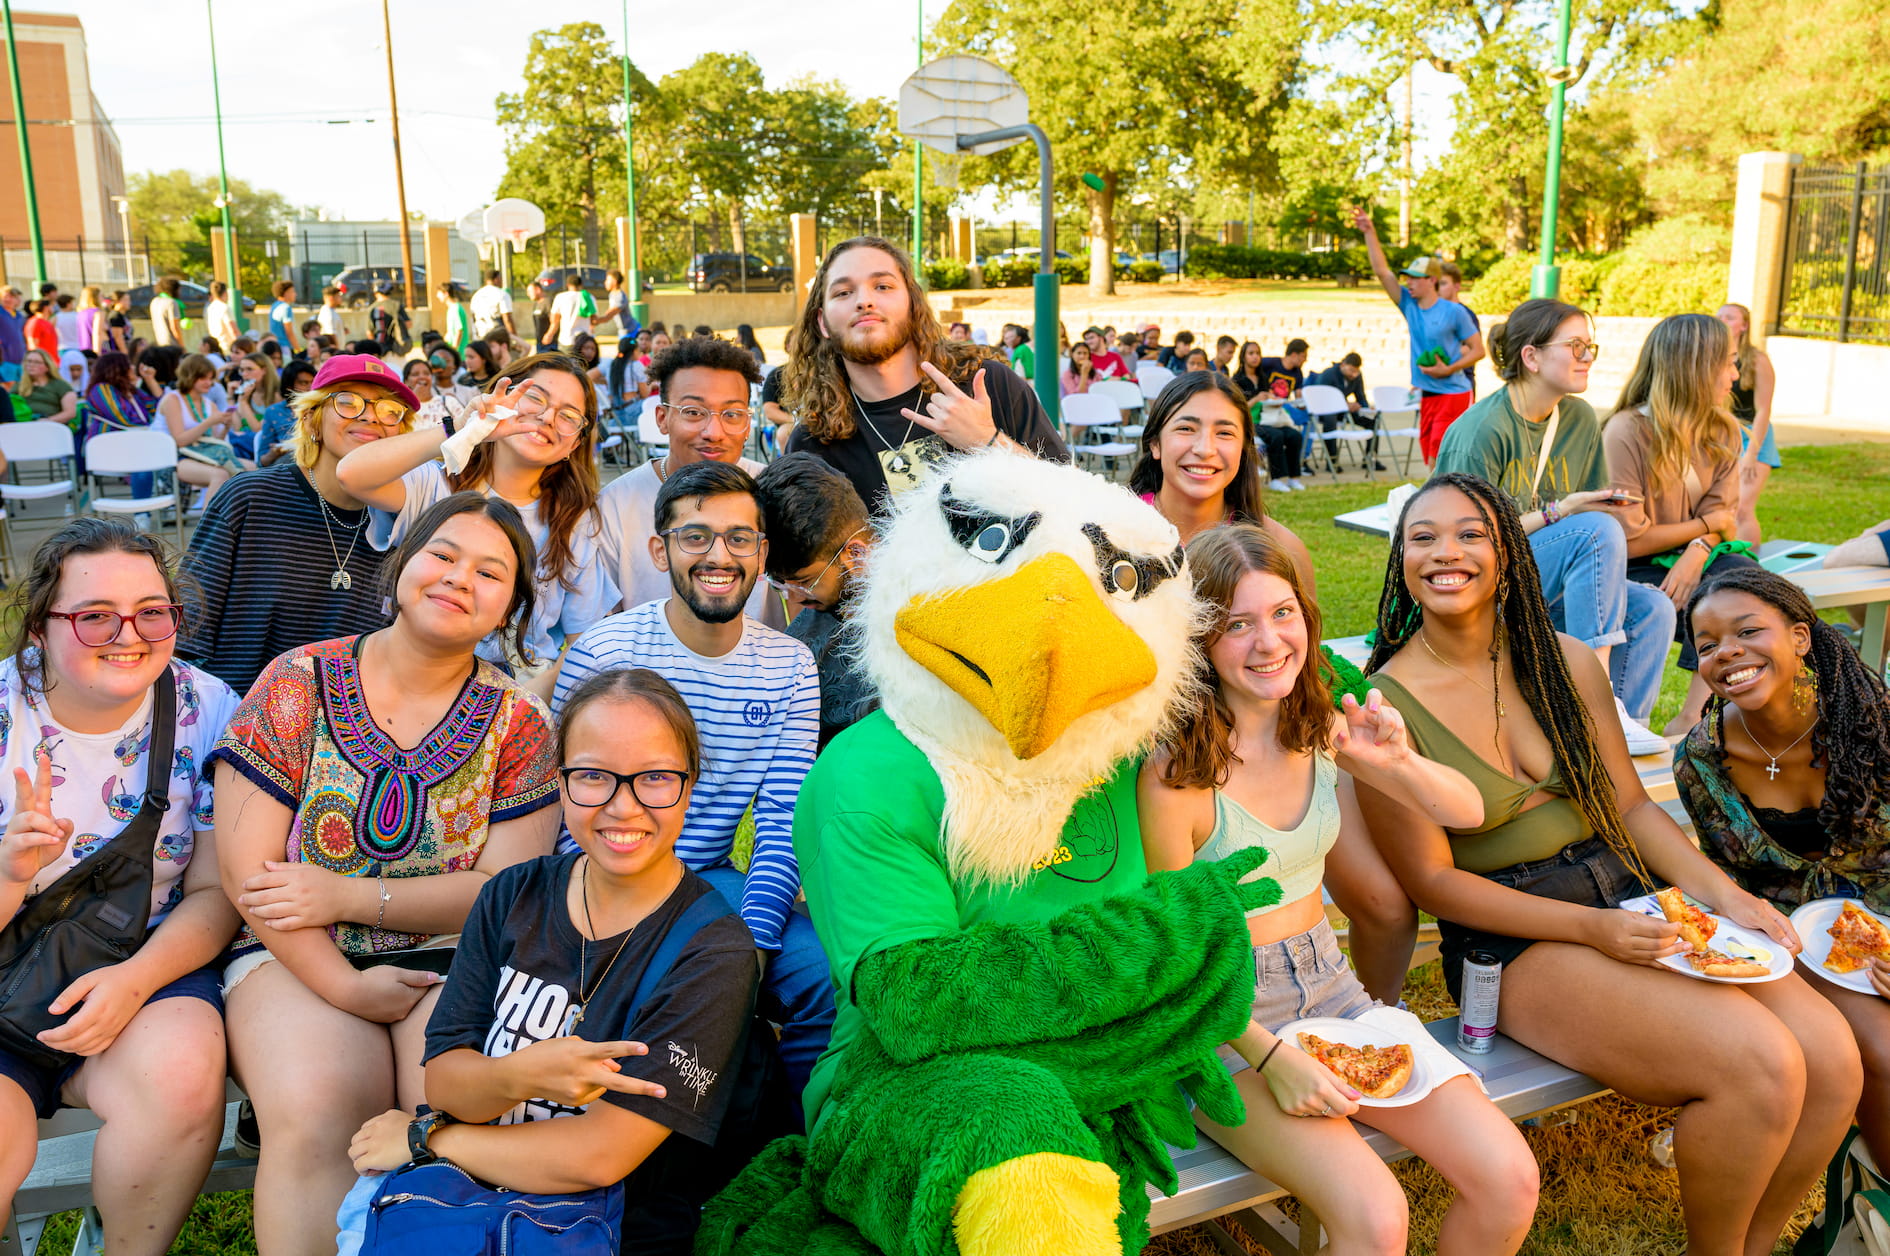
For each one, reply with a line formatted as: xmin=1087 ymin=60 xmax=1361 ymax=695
xmin=268 ymin=299 xmax=294 ymax=347
xmin=1399 ymin=289 xmax=1479 ymax=395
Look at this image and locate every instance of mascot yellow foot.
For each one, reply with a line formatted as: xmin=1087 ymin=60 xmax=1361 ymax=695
xmin=954 ymin=1153 xmax=1121 ymax=1256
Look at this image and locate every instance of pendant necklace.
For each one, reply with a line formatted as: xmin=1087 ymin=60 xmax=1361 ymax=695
xmin=1735 ymin=706 xmax=1817 ymax=781
xmin=854 ymin=390 xmax=919 ymax=475
xmin=304 ymin=467 xmax=367 ymax=590
xmin=572 ymin=856 xmax=639 ymax=1027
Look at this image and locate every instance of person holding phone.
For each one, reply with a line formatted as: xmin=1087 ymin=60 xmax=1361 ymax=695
xmin=1432 ymin=298 xmax=1674 ymax=754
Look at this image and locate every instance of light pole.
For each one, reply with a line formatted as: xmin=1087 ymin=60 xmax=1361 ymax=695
xmin=620 ymin=0 xmax=646 ymax=325
xmin=206 ymin=0 xmax=244 ymax=328
xmin=2 ymin=0 xmax=47 ymax=287
xmin=381 ymin=0 xmax=417 ymax=314
xmin=873 ymin=187 xmax=884 ymax=238
xmin=1531 ymin=0 xmax=1575 ymax=299
xmin=110 ymin=194 xmax=131 ymax=283
xmin=911 ymin=0 xmax=923 ymax=263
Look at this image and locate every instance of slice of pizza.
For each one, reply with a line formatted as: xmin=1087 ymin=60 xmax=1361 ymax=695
xmin=1297 ymin=1033 xmax=1415 ymax=1100
xmin=1686 ymin=947 xmax=1770 ymax=979
xmin=1824 ymin=902 xmax=1890 ymax=973
xmin=1657 ymin=886 xmax=1718 ymax=952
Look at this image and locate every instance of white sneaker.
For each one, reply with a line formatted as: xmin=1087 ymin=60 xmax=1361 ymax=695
xmin=1268 ymin=478 xmax=1292 ymax=493
xmin=1288 ymin=478 xmax=1307 ymax=491
xmin=1615 ymin=697 xmax=1668 ymax=756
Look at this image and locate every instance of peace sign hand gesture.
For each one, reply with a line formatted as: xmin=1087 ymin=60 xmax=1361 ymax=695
xmin=1 ymin=749 xmax=73 ymax=887
xmin=1333 ymin=689 xmax=1412 ymax=773
xmin=902 ymin=361 xmax=1000 ymax=452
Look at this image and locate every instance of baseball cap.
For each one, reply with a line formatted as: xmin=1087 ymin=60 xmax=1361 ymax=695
xmin=1401 ymin=256 xmax=1444 ymax=281
xmin=310 ymin=353 xmax=421 ymax=411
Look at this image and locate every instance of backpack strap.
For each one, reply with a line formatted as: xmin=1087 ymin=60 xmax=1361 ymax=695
xmin=625 ymin=882 xmax=738 ymax=1019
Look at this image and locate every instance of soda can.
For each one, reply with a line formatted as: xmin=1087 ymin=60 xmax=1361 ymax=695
xmin=1457 ymin=951 xmax=1502 ymax=1053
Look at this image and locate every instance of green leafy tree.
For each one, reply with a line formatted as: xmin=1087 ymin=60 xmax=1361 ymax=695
xmin=126 ymin=169 xmax=297 ymax=283
xmin=935 ymin=0 xmax=1298 ymax=295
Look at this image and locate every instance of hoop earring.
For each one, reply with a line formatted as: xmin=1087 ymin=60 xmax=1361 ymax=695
xmin=1793 ymin=660 xmax=1819 ymax=715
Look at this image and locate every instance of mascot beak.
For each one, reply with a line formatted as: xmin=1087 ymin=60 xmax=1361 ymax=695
xmin=894 ymin=552 xmax=1158 ymax=760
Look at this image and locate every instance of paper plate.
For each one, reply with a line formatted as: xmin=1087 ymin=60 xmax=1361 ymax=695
xmin=1275 ymin=1016 xmax=1437 ymax=1108
xmin=1618 ymin=892 xmax=1794 ymax=984
xmin=1789 ymin=897 xmax=1890 ymax=997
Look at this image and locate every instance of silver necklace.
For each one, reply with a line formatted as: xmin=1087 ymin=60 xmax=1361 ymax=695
xmin=573 ymin=857 xmax=639 ymax=1027
xmin=1735 ymin=706 xmax=1817 ymax=781
xmin=853 ymin=389 xmax=919 ymax=472
xmin=303 ymin=468 xmax=366 ymax=590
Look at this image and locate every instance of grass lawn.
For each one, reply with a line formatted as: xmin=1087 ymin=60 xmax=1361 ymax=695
xmin=29 ymin=445 xmax=1883 ymax=1254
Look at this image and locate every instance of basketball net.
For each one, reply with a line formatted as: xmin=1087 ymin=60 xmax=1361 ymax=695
xmin=929 ymin=149 xmax=965 ymax=193
xmin=505 ymin=230 xmax=530 ymax=254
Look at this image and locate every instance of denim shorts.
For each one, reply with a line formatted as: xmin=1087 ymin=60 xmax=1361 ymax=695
xmin=1219 ymin=920 xmax=1377 ymax=1071
xmin=0 ymin=964 xmax=224 ymax=1118
xmin=1439 ymin=836 xmax=1640 ymax=1003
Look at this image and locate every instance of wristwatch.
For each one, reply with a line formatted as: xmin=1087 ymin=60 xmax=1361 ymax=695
xmin=407 ymin=1108 xmax=454 ymax=1165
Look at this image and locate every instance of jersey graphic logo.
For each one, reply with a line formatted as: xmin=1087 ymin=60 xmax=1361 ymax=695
xmin=668 ymin=1039 xmax=718 ymax=1108
xmin=743 ymin=700 xmax=771 ymax=727
xmin=1049 ymin=788 xmax=1121 ymax=884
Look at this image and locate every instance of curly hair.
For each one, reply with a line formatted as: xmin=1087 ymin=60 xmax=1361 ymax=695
xmin=1687 ymin=566 xmax=1890 ymax=856
xmin=781 ymin=236 xmax=993 ymax=442
xmin=1162 ymin=523 xmax=1330 ymax=790
xmin=1367 ymin=472 xmax=1647 ymax=882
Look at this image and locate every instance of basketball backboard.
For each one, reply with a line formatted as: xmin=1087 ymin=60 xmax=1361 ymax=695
xmin=483 ymin=199 xmax=547 ymax=252
xmin=899 ymin=55 xmax=1029 ymax=157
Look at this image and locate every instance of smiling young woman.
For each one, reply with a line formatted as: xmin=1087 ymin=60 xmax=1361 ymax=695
xmin=210 ymin=492 xmax=562 ymax=1256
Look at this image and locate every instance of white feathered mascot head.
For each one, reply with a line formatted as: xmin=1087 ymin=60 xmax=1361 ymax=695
xmin=854 ymin=449 xmax=1206 ymax=888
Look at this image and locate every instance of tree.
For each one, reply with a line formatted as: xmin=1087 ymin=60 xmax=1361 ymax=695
xmin=935 ymin=0 xmax=1298 ymax=295
xmin=126 ymin=169 xmax=298 ymax=289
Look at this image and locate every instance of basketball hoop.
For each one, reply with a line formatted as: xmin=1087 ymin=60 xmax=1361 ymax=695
xmin=899 ymin=55 xmax=1029 ymax=157
xmin=482 ymin=199 xmax=547 ymax=250
xmin=503 ymin=229 xmax=532 ymax=254
xmin=929 ymin=150 xmax=966 ymax=193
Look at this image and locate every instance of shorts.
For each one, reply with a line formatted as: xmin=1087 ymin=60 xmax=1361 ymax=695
xmin=1218 ymin=920 xmax=1377 ymax=1071
xmin=0 ymin=965 xmax=224 ymax=1119
xmin=1740 ymin=421 xmax=1782 ymax=469
xmin=1439 ymin=836 xmax=1639 ymax=1003
xmin=1418 ymin=391 xmax=1473 ymax=463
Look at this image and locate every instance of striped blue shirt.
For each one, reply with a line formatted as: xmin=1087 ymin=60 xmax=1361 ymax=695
xmin=552 ymin=599 xmax=819 ymax=950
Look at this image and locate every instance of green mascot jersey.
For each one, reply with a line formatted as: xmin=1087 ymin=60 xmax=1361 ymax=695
xmin=796 ymin=710 xmax=1149 ymax=1131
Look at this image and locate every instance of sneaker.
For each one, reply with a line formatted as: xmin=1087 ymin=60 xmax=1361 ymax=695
xmin=1287 ymin=478 xmax=1307 ymax=491
xmin=1615 ymin=697 xmax=1668 ymax=756
xmin=1370 ymin=460 xmax=1388 ymax=471
xmin=1268 ymin=478 xmax=1292 ymax=493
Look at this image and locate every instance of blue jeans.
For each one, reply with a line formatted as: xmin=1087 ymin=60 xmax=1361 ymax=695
xmin=1528 ymin=510 xmax=1674 ymax=721
xmin=697 ymin=862 xmax=835 ymax=1111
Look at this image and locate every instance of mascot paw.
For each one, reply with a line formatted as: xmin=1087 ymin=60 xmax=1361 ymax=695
xmin=952 ymin=1152 xmax=1122 ymax=1256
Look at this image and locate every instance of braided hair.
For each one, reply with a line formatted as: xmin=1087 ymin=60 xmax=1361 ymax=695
xmin=1686 ymin=566 xmax=1890 ymax=855
xmin=1367 ymin=472 xmax=1648 ymax=882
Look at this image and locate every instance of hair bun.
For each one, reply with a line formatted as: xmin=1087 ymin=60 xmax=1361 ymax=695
xmin=1487 ymin=322 xmax=1511 ymax=374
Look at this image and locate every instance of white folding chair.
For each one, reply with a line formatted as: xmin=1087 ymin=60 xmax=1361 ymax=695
xmin=1301 ymin=383 xmax=1377 ymax=481
xmin=1136 ymin=363 xmax=1176 ymax=400
xmin=1089 ymin=378 xmax=1146 ymax=440
xmin=0 ymin=422 xmax=79 ymax=570
xmin=636 ymin=405 xmax=671 ymax=462
xmin=83 ymin=430 xmax=184 ymax=547
xmin=1371 ymin=385 xmax=1422 ymax=477
xmin=1060 ymin=392 xmax=1137 ymax=481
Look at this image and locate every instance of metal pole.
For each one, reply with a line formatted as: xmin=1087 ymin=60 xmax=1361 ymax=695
xmin=206 ymin=0 xmax=244 ymax=328
xmin=1530 ymin=0 xmax=1573 ymax=299
xmin=911 ymin=0 xmax=924 ymax=264
xmin=620 ymin=0 xmax=646 ymax=326
xmin=1399 ymin=61 xmax=1414 ymax=247
xmin=3 ymin=0 xmax=46 ymax=287
xmin=1837 ymin=160 xmax=1867 ymax=344
xmin=958 ymin=123 xmax=1056 ymax=425
xmin=381 ymin=0 xmax=418 ymax=313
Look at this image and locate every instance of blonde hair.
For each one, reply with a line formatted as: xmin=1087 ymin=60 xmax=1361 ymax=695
xmin=20 ymin=348 xmax=55 ymax=382
xmin=1719 ymin=302 xmax=1759 ymax=392
xmin=1607 ymin=313 xmax=1739 ymax=494
xmin=79 ymin=286 xmax=101 ymax=310
xmin=241 ymin=353 xmax=280 ymax=410
xmin=290 ymin=382 xmax=413 ymax=470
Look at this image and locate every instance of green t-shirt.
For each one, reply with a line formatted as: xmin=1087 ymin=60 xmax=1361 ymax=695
xmin=16 ymin=376 xmax=71 ymax=421
xmin=1432 ymin=388 xmax=1604 ymax=512
xmin=796 ymin=709 xmax=1148 ymax=1128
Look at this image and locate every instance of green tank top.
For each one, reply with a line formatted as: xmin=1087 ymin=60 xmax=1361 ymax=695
xmin=1369 ymin=674 xmax=1594 ymax=873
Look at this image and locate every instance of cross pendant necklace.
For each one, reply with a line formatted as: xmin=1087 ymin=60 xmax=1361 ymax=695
xmin=1735 ymin=706 xmax=1816 ymax=781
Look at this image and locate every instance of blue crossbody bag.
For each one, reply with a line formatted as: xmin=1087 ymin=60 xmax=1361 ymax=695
xmin=358 ymin=888 xmax=736 ymax=1256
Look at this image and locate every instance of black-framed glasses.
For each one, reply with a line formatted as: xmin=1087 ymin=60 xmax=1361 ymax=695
xmin=46 ymin=604 xmax=183 ymax=647
xmin=766 ymin=527 xmax=866 ymax=598
xmin=659 ymin=525 xmax=764 ymax=557
xmin=329 ymin=390 xmax=410 ymax=427
xmin=559 ymin=766 xmax=689 ymax=810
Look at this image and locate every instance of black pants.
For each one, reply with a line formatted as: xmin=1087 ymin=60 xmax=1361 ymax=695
xmin=1256 ymin=424 xmax=1301 ymax=479
xmin=1625 ymin=549 xmax=1763 ymax=670
xmin=1320 ymin=409 xmax=1380 ymax=460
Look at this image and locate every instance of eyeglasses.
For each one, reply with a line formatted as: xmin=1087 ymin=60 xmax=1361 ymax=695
xmin=329 ymin=391 xmax=410 ymax=427
xmin=560 ymin=766 xmax=689 ymax=810
xmin=515 ymin=383 xmax=588 ymax=435
xmin=660 ymin=525 xmax=765 ymax=557
xmin=662 ymin=404 xmax=753 ymax=429
xmin=767 ymin=528 xmax=866 ymax=598
xmin=46 ymin=604 xmax=183 ymax=647
xmin=1557 ymin=339 xmax=1601 ymax=363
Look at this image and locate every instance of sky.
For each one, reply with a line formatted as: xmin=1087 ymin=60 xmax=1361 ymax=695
xmin=41 ymin=0 xmax=1461 ymax=227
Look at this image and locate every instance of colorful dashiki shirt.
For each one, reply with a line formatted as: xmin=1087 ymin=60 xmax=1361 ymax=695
xmin=210 ymin=636 xmax=558 ymax=960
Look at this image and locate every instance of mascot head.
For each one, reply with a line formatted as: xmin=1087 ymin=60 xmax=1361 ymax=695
xmin=855 ymin=449 xmax=1205 ymax=886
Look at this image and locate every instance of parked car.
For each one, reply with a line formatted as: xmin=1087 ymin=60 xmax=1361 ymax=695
xmin=988 ymin=246 xmax=1074 ymax=262
xmin=331 ymin=265 xmax=428 ymax=308
xmin=1139 ymin=250 xmax=1185 ymax=274
xmin=124 ymin=281 xmax=256 ymax=321
xmin=688 ymin=252 xmax=794 ymax=294
xmin=530 ymin=265 xmax=612 ymax=300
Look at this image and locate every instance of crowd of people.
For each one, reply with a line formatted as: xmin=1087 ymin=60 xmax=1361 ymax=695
xmin=0 ymin=230 xmax=1881 ymax=1256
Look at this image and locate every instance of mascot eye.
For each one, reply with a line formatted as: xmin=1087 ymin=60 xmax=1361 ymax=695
xmin=971 ymin=523 xmax=1012 ymax=562
xmin=1109 ymin=560 xmax=1139 ymax=595
xmin=1083 ymin=524 xmax=1182 ymax=602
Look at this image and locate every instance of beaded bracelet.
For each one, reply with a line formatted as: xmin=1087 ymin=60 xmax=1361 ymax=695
xmin=1541 ymin=498 xmax=1563 ymax=526
xmin=376 ymin=875 xmax=390 ymax=929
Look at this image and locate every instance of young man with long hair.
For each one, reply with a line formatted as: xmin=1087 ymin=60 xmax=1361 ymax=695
xmin=780 ymin=237 xmax=1067 ymax=510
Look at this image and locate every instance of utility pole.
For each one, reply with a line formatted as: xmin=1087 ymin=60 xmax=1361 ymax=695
xmin=1532 ymin=0 xmax=1575 ymax=299
xmin=381 ymin=0 xmax=417 ymax=312
xmin=911 ymin=0 xmax=924 ymax=263
xmin=1 ymin=0 xmax=45 ymax=286
xmin=620 ymin=0 xmax=646 ymax=325
xmin=872 ymin=187 xmax=884 ymax=238
xmin=207 ymin=0 xmax=243 ymax=327
xmin=1398 ymin=61 xmax=1414 ymax=247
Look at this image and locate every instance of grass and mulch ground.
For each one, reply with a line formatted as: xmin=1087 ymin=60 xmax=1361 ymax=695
xmin=28 ymin=444 xmax=1887 ymax=1253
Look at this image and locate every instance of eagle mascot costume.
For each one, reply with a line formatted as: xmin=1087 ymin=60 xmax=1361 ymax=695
xmin=697 ymin=450 xmax=1278 ymax=1256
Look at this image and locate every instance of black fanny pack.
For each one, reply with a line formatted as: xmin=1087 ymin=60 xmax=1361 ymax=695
xmin=0 ymin=670 xmax=176 ymax=1071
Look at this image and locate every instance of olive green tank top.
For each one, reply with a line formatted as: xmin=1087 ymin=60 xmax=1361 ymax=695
xmin=1369 ymin=673 xmax=1594 ymax=873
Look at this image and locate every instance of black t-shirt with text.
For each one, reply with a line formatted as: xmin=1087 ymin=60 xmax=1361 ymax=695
xmin=425 ymin=855 xmax=759 ymax=1252
xmin=784 ymin=359 xmax=1069 ymax=513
